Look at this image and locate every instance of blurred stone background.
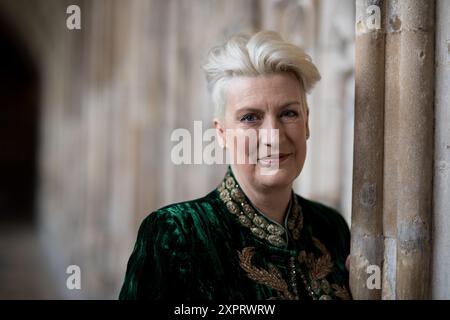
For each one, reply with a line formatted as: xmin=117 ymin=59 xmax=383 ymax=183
xmin=0 ymin=0 xmax=355 ymax=299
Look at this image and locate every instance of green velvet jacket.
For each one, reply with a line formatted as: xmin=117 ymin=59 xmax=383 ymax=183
xmin=119 ymin=167 xmax=352 ymax=300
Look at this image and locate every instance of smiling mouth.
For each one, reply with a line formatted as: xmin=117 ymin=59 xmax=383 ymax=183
xmin=258 ymin=153 xmax=292 ymax=165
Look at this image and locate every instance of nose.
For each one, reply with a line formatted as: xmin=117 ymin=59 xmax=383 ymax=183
xmin=259 ymin=116 xmax=284 ymax=149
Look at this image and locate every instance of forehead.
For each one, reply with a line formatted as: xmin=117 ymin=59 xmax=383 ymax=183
xmin=226 ymin=73 xmax=302 ymax=110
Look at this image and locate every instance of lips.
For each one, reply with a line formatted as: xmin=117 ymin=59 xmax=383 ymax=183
xmin=258 ymin=153 xmax=292 ymax=166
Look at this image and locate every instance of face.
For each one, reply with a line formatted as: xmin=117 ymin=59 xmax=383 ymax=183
xmin=214 ymin=73 xmax=309 ymax=192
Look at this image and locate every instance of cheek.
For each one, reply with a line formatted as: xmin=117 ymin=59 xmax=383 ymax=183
xmin=227 ymin=130 xmax=259 ymax=165
xmin=286 ymin=123 xmax=306 ymax=145
xmin=286 ymin=125 xmax=307 ymax=161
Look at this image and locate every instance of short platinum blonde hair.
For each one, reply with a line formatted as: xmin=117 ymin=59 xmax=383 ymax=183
xmin=202 ymin=30 xmax=321 ymax=117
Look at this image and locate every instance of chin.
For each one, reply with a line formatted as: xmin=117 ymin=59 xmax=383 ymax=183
xmin=255 ymin=165 xmax=299 ymax=189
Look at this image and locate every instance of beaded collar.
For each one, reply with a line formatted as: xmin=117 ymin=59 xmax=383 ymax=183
xmin=217 ymin=167 xmax=303 ymax=247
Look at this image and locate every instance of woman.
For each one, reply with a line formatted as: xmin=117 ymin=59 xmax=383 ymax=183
xmin=119 ymin=30 xmax=351 ymax=300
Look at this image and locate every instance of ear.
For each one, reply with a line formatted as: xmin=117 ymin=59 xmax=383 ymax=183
xmin=214 ymin=118 xmax=226 ymax=148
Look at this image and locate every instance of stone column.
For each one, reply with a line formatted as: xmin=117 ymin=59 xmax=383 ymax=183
xmin=352 ymin=0 xmax=435 ymax=300
xmin=385 ymin=0 xmax=434 ymax=300
xmin=432 ymin=0 xmax=450 ymax=300
xmin=350 ymin=0 xmax=385 ymax=300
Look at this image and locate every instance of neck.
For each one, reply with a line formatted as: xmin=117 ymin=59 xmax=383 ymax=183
xmin=233 ymin=170 xmax=292 ymax=225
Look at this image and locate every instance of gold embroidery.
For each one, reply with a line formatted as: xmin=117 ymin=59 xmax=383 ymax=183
xmin=298 ymin=237 xmax=333 ymax=280
xmin=217 ymin=168 xmax=304 ymax=247
xmin=267 ymin=234 xmax=286 ymax=246
xmin=225 ymin=176 xmax=235 ymax=189
xmin=230 ymin=188 xmax=245 ymax=203
xmin=331 ymin=283 xmax=352 ymax=300
xmin=238 ymin=247 xmax=297 ymax=300
xmin=219 ymin=168 xmax=350 ymax=300
xmin=238 ymin=215 xmax=252 ymax=227
xmin=238 ymin=241 xmax=351 ymax=300
xmin=250 ymin=227 xmax=267 ymax=239
xmin=267 ymin=224 xmax=284 ymax=236
xmin=242 ymin=204 xmax=254 ymax=217
xmin=226 ymin=201 xmax=239 ymax=215
xmin=288 ymin=199 xmax=303 ymax=240
xmin=253 ymin=215 xmax=268 ymax=229
xmin=219 ymin=189 xmax=231 ymax=202
xmin=298 ymin=236 xmax=351 ymax=300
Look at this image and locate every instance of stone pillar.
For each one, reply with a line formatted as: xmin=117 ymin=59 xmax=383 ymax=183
xmin=350 ymin=0 xmax=385 ymax=300
xmin=385 ymin=0 xmax=434 ymax=300
xmin=352 ymin=0 xmax=435 ymax=300
xmin=382 ymin=0 xmax=400 ymax=300
xmin=432 ymin=0 xmax=450 ymax=300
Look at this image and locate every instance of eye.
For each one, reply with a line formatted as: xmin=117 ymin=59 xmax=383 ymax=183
xmin=280 ymin=110 xmax=299 ymax=118
xmin=240 ymin=113 xmax=260 ymax=123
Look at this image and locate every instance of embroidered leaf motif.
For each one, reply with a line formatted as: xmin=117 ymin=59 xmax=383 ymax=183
xmin=238 ymin=247 xmax=296 ymax=300
xmin=297 ymin=237 xmax=352 ymax=300
xmin=332 ymin=283 xmax=352 ymax=300
xmin=310 ymin=237 xmax=334 ymax=279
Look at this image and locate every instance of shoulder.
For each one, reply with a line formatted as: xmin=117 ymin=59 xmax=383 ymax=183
xmin=297 ymin=195 xmax=348 ymax=231
xmin=156 ymin=191 xmax=217 ymax=217
xmin=137 ymin=191 xmax=219 ymax=242
xmin=148 ymin=190 xmax=218 ymax=223
xmin=296 ymin=194 xmax=351 ymax=257
xmin=121 ymin=194 xmax=219 ymax=299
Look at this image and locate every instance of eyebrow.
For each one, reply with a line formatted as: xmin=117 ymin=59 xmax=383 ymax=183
xmin=235 ymin=101 xmax=301 ymax=113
